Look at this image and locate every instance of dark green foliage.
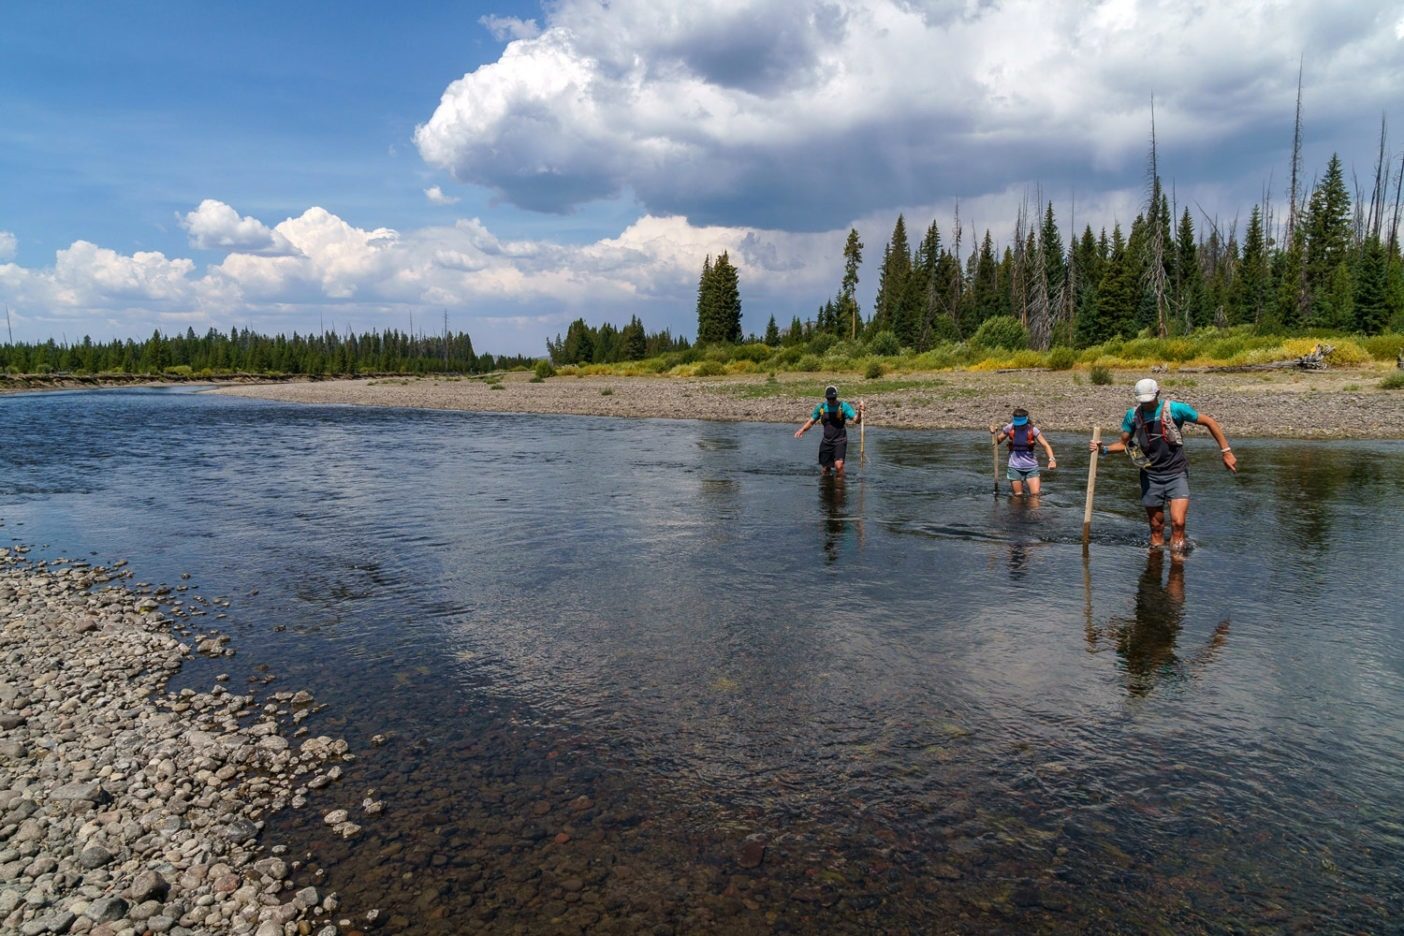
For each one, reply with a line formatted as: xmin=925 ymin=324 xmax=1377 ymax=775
xmin=872 ymin=215 xmax=913 ymax=338
xmin=696 ymin=252 xmax=742 ymax=343
xmin=548 ymin=317 xmax=687 ymax=365
xmin=970 ymin=315 xmax=1029 ymax=351
xmin=1094 ymin=225 xmax=1138 ymax=341
xmin=532 ymin=358 xmax=556 ymax=379
xmin=1174 ymin=208 xmax=1208 ymax=330
xmin=1046 ymin=347 xmax=1077 ymax=370
xmin=1305 ymin=154 xmax=1353 ymax=325
xmin=1090 ymin=365 xmax=1113 ymax=385
xmin=865 ymin=360 xmax=884 ymax=379
xmin=1235 ymin=206 xmax=1273 ymax=326
xmin=763 ymin=315 xmax=781 ymax=347
xmin=1354 ymin=238 xmax=1390 ymax=334
xmin=1380 ymin=371 xmax=1404 ymax=390
xmin=867 ymin=330 xmax=901 ymax=356
xmin=0 ymin=326 xmax=483 ymax=376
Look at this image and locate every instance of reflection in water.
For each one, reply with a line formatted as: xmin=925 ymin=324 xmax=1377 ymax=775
xmin=1091 ymin=551 xmax=1229 ymax=696
xmin=819 ymin=475 xmax=856 ymax=563
xmin=4 ymin=390 xmax=1404 ymax=933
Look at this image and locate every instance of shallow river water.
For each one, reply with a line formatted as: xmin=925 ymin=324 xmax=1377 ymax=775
xmin=3 ymin=386 xmax=1403 ymax=933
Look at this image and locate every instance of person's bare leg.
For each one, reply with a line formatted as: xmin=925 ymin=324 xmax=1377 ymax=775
xmin=1145 ymin=506 xmax=1166 ymax=548
xmin=834 ymin=458 xmax=845 ymax=477
xmin=1167 ymin=498 xmax=1190 ymax=552
xmin=1026 ymin=475 xmax=1042 ymax=496
xmin=1010 ymin=479 xmax=1025 ymax=496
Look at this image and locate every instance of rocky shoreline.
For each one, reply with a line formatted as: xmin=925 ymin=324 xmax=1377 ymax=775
xmin=214 ymin=368 xmax=1404 ymax=439
xmin=0 ymin=548 xmax=358 ymax=935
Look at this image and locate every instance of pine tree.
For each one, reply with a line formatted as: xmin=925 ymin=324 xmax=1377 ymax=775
xmin=909 ymin=221 xmax=941 ymax=349
xmin=1354 ymin=237 xmax=1390 ymax=334
xmin=1041 ymin=202 xmax=1066 ymax=305
xmin=1305 ymin=154 xmax=1353 ymax=326
xmin=841 ymin=228 xmax=864 ymax=339
xmin=970 ymin=231 xmax=1000 ymax=331
xmin=695 ymin=255 xmax=717 ymax=342
xmin=763 ymin=315 xmax=781 ymax=346
xmin=1097 ymin=224 xmax=1138 ymax=341
xmin=1235 ymin=206 xmax=1273 ymax=326
xmin=1174 ymin=208 xmax=1207 ymax=330
xmin=1274 ymin=227 xmax=1308 ymax=330
xmin=708 ymin=252 xmax=743 ymax=343
xmin=1073 ymin=225 xmax=1102 ymax=346
xmin=621 ymin=316 xmax=647 ymax=360
xmin=872 ymin=216 xmax=912 ymax=335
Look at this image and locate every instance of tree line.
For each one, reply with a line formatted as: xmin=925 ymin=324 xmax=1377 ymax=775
xmin=713 ymin=114 xmax=1404 ymax=353
xmin=0 ymin=326 xmax=537 ymax=376
xmin=546 ymin=316 xmax=690 ymax=365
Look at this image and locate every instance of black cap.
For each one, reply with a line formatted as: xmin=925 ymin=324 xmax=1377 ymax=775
xmin=825 ymin=385 xmax=838 ymax=399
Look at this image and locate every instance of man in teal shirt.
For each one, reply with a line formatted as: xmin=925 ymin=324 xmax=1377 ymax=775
xmin=1091 ymin=378 xmax=1237 ymax=551
xmin=794 ymin=385 xmax=865 ymax=476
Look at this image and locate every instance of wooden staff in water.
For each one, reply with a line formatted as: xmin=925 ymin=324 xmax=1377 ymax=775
xmin=1083 ymin=426 xmax=1101 ymax=546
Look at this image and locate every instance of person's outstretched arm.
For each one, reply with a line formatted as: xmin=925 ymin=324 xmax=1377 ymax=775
xmin=1038 ymin=431 xmax=1057 ymax=470
xmin=794 ymin=417 xmax=817 ymax=439
xmin=1192 ymin=413 xmax=1237 ymax=473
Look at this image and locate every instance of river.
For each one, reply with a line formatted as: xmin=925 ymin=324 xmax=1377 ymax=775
xmin=2 ymin=386 xmax=1401 ymax=932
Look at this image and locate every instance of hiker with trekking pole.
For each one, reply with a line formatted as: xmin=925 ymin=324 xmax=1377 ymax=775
xmin=990 ymin=408 xmax=1057 ymax=497
xmin=794 ymin=385 xmax=865 ymax=477
xmin=1089 ymin=378 xmax=1237 ymax=552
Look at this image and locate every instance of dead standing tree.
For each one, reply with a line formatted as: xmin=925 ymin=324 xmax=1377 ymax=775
xmin=1143 ymin=101 xmax=1172 ymax=337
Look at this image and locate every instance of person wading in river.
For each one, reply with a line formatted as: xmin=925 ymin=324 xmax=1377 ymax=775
xmin=991 ymin=408 xmax=1056 ymax=496
xmin=794 ymin=385 xmax=865 ymax=476
xmin=1090 ymin=378 xmax=1237 ymax=552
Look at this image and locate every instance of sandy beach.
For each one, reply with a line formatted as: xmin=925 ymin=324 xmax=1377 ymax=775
xmin=214 ymin=367 xmax=1404 ymax=439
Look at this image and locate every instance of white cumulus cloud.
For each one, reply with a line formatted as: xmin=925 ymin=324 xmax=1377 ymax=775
xmin=181 ymin=199 xmax=298 ymax=255
xmin=480 ymin=14 xmax=541 ymax=41
xmin=416 ymin=0 xmax=1404 ymax=230
xmin=424 ymin=185 xmax=460 ymax=205
xmin=0 ymin=231 xmax=16 ymax=262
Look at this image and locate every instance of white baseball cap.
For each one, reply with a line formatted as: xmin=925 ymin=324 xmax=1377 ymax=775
xmin=1134 ymin=378 xmax=1159 ymax=402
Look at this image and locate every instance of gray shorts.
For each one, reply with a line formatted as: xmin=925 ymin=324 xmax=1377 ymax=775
xmin=1140 ymin=472 xmax=1190 ymax=507
xmin=1006 ymin=465 xmax=1040 ymax=482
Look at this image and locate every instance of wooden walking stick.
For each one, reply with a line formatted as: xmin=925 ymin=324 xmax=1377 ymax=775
xmin=860 ymin=400 xmax=866 ymax=466
xmin=991 ymin=427 xmax=1001 ymax=496
xmin=1083 ymin=426 xmax=1101 ymax=546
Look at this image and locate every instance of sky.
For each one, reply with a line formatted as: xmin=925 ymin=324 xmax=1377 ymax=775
xmin=1 ymin=0 xmax=1401 ymax=355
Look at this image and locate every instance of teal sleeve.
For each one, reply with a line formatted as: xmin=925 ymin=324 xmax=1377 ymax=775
xmin=1171 ymin=401 xmax=1199 ymax=424
xmin=811 ymin=404 xmax=823 ymax=420
xmin=1121 ymin=408 xmax=1136 ymax=434
xmin=843 ymin=402 xmax=857 ymax=420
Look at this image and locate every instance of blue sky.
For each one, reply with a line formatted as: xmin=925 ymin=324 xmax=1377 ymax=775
xmin=2 ymin=1 xmax=1401 ymax=354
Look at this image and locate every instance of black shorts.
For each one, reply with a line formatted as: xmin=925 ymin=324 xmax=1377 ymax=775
xmin=818 ymin=436 xmax=848 ymax=467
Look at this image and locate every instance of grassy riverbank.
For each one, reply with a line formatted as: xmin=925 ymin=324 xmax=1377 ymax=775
xmin=217 ymin=365 xmax=1404 ymax=439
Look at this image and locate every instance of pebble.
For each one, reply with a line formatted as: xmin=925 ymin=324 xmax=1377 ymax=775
xmin=0 ymin=551 xmax=355 ymax=936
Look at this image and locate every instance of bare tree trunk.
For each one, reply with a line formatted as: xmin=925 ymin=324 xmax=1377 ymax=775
xmin=1287 ymin=59 xmax=1305 ymax=240
xmin=1145 ymin=101 xmax=1171 ymax=337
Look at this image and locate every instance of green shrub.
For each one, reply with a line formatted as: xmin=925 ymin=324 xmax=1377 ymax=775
xmin=600 ymin=387 xmax=614 ymax=395
xmin=528 ymin=375 xmax=544 ymax=383
xmin=1046 ymin=347 xmax=1077 ymax=370
xmin=1361 ymin=334 xmax=1404 ymax=361
xmin=1380 ymin=371 xmax=1404 ymax=390
xmin=490 ymin=383 xmax=504 ymax=390
xmin=971 ymin=315 xmax=1029 ymax=351
xmin=1090 ymin=364 xmax=1113 ymax=386
xmin=867 ymin=330 xmax=901 ymax=356
xmin=695 ymin=360 xmax=725 ymax=377
xmin=165 ymin=365 xmax=194 ymax=377
xmin=865 ymin=360 xmax=884 ymax=379
xmin=532 ymin=359 xmax=556 ymax=379
xmin=808 ymin=333 xmax=836 ymax=356
xmin=795 ymin=354 xmax=822 ymax=372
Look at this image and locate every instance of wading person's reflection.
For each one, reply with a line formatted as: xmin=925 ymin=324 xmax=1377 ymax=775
xmin=820 ymin=476 xmax=849 ymax=564
xmin=1096 ymin=552 xmax=1228 ymax=696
